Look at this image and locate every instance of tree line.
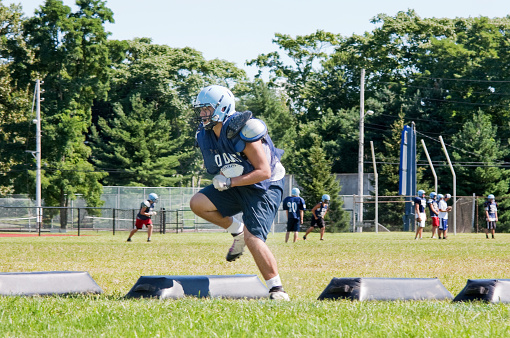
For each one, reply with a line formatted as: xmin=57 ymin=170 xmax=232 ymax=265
xmin=1 ymin=1 xmax=510 ymax=231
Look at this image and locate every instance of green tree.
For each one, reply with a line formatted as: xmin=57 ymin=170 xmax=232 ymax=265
xmin=293 ymin=132 xmax=348 ymax=232
xmin=94 ymin=37 xmax=247 ymax=186
xmin=450 ymin=110 xmax=510 ymax=231
xmin=8 ymin=0 xmax=113 ymax=227
xmin=247 ymin=30 xmax=341 ymax=121
xmin=0 ymin=2 xmax=32 ymax=195
xmin=237 ymin=80 xmax=297 ymax=168
xmin=91 ymin=95 xmax=182 ymax=186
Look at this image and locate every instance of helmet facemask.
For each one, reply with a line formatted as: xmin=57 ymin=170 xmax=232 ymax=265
xmin=192 ymin=85 xmax=235 ymax=130
xmin=193 ymin=104 xmax=218 ymax=130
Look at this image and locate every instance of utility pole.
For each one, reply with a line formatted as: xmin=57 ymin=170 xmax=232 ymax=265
xmin=35 ymin=80 xmax=43 ymax=234
xmin=357 ymin=69 xmax=365 ymax=232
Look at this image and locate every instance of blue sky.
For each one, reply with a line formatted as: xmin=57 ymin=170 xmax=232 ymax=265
xmin=6 ymin=0 xmax=510 ymax=79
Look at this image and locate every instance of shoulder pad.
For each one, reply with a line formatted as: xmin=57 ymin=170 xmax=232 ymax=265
xmin=227 ymin=111 xmax=252 ymax=139
xmin=143 ymin=201 xmax=151 ymax=208
xmin=240 ymin=118 xmax=267 ymax=142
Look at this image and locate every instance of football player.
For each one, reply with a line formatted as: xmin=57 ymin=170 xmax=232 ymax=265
xmin=189 ymin=85 xmax=289 ymax=300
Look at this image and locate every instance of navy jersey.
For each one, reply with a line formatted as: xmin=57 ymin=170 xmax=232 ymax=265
xmin=414 ymin=196 xmax=426 ymax=213
xmin=484 ymin=201 xmax=498 ymax=219
xmin=314 ymin=203 xmax=328 ymax=218
xmin=282 ymin=196 xmax=306 ymax=220
xmin=195 ymin=111 xmax=285 ymax=190
xmin=427 ymin=198 xmax=439 ymax=217
xmin=136 ymin=200 xmax=154 ymax=220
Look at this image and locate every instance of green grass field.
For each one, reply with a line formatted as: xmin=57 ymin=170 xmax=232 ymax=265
xmin=1 ymin=231 xmax=509 ymax=337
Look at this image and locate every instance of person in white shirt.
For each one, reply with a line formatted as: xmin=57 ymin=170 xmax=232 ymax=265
xmin=437 ymin=194 xmax=452 ymax=239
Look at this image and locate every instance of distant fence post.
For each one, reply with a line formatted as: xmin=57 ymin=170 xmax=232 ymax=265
xmin=77 ymin=208 xmax=81 ymax=236
xmin=112 ymin=208 xmax=116 ymax=236
xmin=161 ymin=208 xmax=166 ymax=234
xmin=176 ymin=210 xmax=179 ymax=233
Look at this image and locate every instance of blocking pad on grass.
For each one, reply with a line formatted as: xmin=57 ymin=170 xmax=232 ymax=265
xmin=318 ymin=277 xmax=453 ymax=301
xmin=125 ymin=274 xmax=269 ymax=299
xmin=0 ymin=271 xmax=103 ymax=296
xmin=453 ymin=279 xmax=510 ymax=303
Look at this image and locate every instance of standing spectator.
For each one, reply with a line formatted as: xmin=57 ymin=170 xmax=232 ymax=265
xmin=484 ymin=194 xmax=498 ymax=239
xmin=427 ymin=192 xmax=439 ymax=238
xmin=414 ymin=190 xmax=427 ymax=240
xmin=127 ymin=193 xmax=158 ymax=242
xmin=303 ymin=194 xmax=330 ymax=241
xmin=437 ymin=194 xmax=452 ymax=239
xmin=282 ymin=188 xmax=306 ymax=243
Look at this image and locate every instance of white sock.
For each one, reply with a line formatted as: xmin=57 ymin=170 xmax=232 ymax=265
xmin=227 ymin=218 xmax=244 ymax=235
xmin=266 ymin=275 xmax=282 ymax=289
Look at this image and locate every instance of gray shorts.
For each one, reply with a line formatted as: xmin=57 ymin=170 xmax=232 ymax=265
xmin=199 ymin=179 xmax=284 ymax=241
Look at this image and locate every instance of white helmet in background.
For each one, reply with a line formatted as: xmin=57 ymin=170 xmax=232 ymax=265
xmin=193 ymin=85 xmax=235 ymax=129
xmin=291 ymin=188 xmax=300 ymax=196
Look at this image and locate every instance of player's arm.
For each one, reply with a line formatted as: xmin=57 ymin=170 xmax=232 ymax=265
xmin=300 ymin=210 xmax=304 ymax=224
xmin=414 ymin=201 xmax=420 ymax=215
xmin=140 ymin=206 xmax=151 ymax=217
xmin=311 ymin=203 xmax=320 ymax=219
xmin=229 ymin=140 xmax=271 ymax=187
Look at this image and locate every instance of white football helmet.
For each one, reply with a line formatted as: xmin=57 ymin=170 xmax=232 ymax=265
xmin=193 ymin=85 xmax=235 ymax=129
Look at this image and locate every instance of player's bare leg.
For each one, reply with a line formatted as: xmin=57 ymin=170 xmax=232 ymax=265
xmin=293 ymin=231 xmax=298 ymax=242
xmin=320 ymin=227 xmax=325 ymax=240
xmin=147 ymin=224 xmax=153 ymax=242
xmin=190 ymin=192 xmax=245 ymax=261
xmin=190 ymin=193 xmax=233 ymax=229
xmin=244 ymin=228 xmax=278 ymax=280
xmin=127 ymin=228 xmax=138 ymax=241
xmin=303 ymin=226 xmax=314 ymax=240
xmin=285 ymin=232 xmax=290 ymax=243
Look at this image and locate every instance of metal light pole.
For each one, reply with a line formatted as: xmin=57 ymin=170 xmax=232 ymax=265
xmin=357 ymin=69 xmax=365 ymax=232
xmin=370 ymin=141 xmax=378 ymax=233
xmin=421 ymin=139 xmax=437 ymax=193
xmin=439 ymin=136 xmax=456 ymax=235
xmin=35 ymin=79 xmax=42 ymax=234
xmin=357 ymin=69 xmax=373 ymax=232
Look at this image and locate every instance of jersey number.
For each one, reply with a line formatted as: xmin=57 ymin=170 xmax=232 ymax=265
xmin=287 ymin=201 xmax=297 ymax=213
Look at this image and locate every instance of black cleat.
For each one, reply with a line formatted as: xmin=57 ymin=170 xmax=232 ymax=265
xmin=269 ymin=286 xmax=290 ymax=301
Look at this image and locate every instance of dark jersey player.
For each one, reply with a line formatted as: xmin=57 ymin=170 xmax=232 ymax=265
xmin=282 ymin=187 xmax=306 ymax=243
xmin=303 ymin=194 xmax=330 ymax=241
xmin=414 ymin=189 xmax=426 ymax=240
xmin=484 ymin=194 xmax=498 ymax=239
xmin=189 ymin=85 xmax=289 ymax=300
xmin=427 ymin=192 xmax=439 ymax=238
xmin=127 ymin=193 xmax=158 ymax=242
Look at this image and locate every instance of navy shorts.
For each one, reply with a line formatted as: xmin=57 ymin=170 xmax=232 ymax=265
xmin=199 ymin=179 xmax=284 ymax=241
xmin=311 ymin=217 xmax=325 ymax=229
xmin=487 ymin=221 xmax=497 ymax=230
xmin=286 ymin=218 xmax=300 ymax=232
xmin=439 ymin=218 xmax=448 ymax=231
